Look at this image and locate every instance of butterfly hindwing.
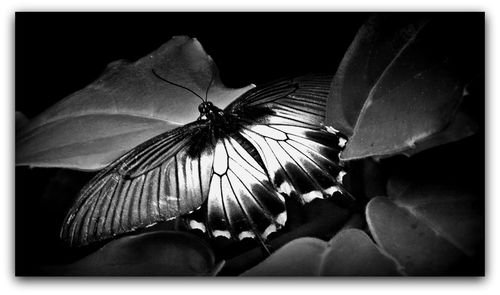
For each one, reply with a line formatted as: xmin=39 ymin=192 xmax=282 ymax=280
xmin=205 ymin=137 xmax=286 ymax=240
xmin=227 ymin=75 xmax=351 ymax=204
xmin=61 ymin=121 xmax=214 ymax=246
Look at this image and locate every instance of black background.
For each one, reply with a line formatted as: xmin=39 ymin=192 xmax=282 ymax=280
xmin=16 ymin=12 xmax=368 ymax=118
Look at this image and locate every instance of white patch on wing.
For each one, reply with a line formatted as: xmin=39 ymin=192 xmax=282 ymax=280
xmin=325 ymin=125 xmax=340 ymax=134
xmin=213 ymin=230 xmax=231 ymax=239
xmin=240 ymin=129 xmax=283 ymax=183
xmin=238 ymin=231 xmax=256 ymax=240
xmin=248 ymin=125 xmax=288 ymax=140
xmin=336 ymin=171 xmax=347 ymax=183
xmin=301 ymin=190 xmax=324 ymax=203
xmin=270 ymin=124 xmax=309 ymax=138
xmin=213 ymin=141 xmax=228 ymax=175
xmin=338 ymin=137 xmax=347 ymax=148
xmin=189 ymin=220 xmax=206 ymax=232
xmin=279 ymin=181 xmax=293 ymax=195
xmin=324 ymin=186 xmax=341 ymax=196
xmin=207 ymin=174 xmax=222 ymax=208
xmin=199 ymin=148 xmax=214 ymax=197
xmin=275 ymin=211 xmax=287 ymax=226
xmin=262 ymin=224 xmax=277 ymax=239
xmin=224 ymin=138 xmax=267 ymax=181
xmin=226 ymin=137 xmax=266 ymax=175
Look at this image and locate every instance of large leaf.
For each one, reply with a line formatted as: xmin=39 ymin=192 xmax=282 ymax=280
xmin=386 ymin=174 xmax=484 ymax=258
xmin=366 ymin=191 xmax=483 ymax=275
xmin=222 ymin=198 xmax=351 ymax=275
xmin=390 ymin=108 xmax=477 ymax=158
xmin=326 ymin=14 xmax=428 ymax=136
xmin=41 ymin=231 xmax=222 ymax=276
xmin=16 ymin=36 xmax=255 ymax=170
xmin=326 ymin=13 xmax=481 ymax=160
xmin=241 ymin=229 xmax=402 ymax=276
xmin=364 ymin=132 xmax=484 ymax=276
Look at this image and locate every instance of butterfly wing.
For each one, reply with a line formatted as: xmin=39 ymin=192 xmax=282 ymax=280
xmin=191 ymin=75 xmax=352 ymax=241
xmin=61 ymin=121 xmax=215 ymax=247
xmin=204 ymin=137 xmax=287 ymax=240
xmin=226 ymin=75 xmax=350 ymax=203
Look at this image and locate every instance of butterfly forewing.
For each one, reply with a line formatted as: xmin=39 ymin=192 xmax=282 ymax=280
xmin=61 ymin=121 xmax=214 ymax=247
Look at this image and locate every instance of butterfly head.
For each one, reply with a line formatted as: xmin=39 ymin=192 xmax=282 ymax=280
xmin=198 ymin=101 xmax=214 ymax=114
xmin=198 ymin=101 xmax=225 ymax=122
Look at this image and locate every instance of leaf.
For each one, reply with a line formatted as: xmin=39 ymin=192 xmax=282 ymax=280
xmin=241 ymin=229 xmax=401 ymax=276
xmin=321 ymin=229 xmax=403 ymax=276
xmin=222 ymin=198 xmax=351 ymax=275
xmin=367 ymin=135 xmax=484 ymax=275
xmin=366 ymin=194 xmax=483 ymax=275
xmin=16 ymin=36 xmax=255 ymax=170
xmin=387 ymin=177 xmax=484 ymax=259
xmin=41 ymin=231 xmax=221 ymax=276
xmin=373 ymin=108 xmax=478 ymax=160
xmin=326 ymin=13 xmax=480 ymax=160
xmin=326 ymin=14 xmax=428 ymax=136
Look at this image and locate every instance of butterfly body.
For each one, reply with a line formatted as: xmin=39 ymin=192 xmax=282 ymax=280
xmin=61 ymin=75 xmax=351 ymax=247
xmin=198 ymin=101 xmax=224 ymax=121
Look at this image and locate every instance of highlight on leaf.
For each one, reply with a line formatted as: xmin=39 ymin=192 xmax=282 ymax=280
xmin=16 ymin=36 xmax=255 ymax=170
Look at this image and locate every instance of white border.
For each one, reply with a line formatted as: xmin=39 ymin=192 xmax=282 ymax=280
xmin=2 ymin=0 xmax=498 ymax=294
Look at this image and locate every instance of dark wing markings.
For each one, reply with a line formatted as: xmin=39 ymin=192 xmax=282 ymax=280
xmin=204 ymin=138 xmax=286 ymax=240
xmin=61 ymin=121 xmax=214 ymax=247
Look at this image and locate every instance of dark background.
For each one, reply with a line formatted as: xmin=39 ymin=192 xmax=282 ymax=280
xmin=16 ymin=12 xmax=368 ymax=118
xmin=15 ymin=12 xmax=484 ymax=275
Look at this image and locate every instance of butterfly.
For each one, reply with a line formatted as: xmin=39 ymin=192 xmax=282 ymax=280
xmin=61 ymin=70 xmax=352 ymax=247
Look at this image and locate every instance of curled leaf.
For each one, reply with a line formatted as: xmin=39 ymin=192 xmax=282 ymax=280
xmin=241 ymin=229 xmax=401 ymax=276
xmin=16 ymin=36 xmax=254 ymax=170
xmin=326 ymin=14 xmax=429 ymax=136
xmin=326 ymin=13 xmax=481 ymax=160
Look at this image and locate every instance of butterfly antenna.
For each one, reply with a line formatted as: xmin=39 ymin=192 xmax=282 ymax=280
xmin=204 ymin=70 xmax=215 ymax=102
xmin=151 ymin=69 xmax=205 ymax=102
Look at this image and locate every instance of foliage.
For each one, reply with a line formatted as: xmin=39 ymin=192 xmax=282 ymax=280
xmin=326 ymin=14 xmax=479 ymax=160
xmin=16 ymin=36 xmax=253 ymax=170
